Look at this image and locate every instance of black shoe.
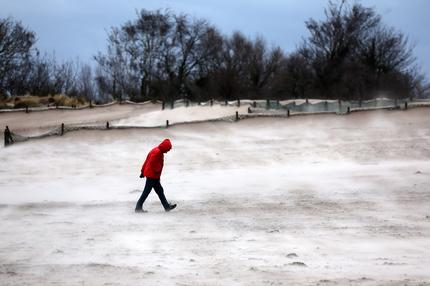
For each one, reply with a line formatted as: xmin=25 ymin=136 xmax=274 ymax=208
xmin=135 ymin=209 xmax=147 ymax=213
xmin=165 ymin=204 xmax=177 ymax=212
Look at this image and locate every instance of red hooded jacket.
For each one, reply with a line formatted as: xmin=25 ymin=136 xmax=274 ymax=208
xmin=141 ymin=139 xmax=172 ymax=179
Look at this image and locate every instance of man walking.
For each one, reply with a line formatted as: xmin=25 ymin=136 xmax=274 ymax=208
xmin=135 ymin=139 xmax=177 ymax=213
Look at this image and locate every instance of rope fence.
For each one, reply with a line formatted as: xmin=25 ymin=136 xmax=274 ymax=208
xmin=3 ymin=97 xmax=430 ymax=147
xmin=0 ymin=99 xmax=159 ymax=114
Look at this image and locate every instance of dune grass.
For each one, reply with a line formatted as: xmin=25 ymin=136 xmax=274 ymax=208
xmin=0 ymin=94 xmax=89 ymax=109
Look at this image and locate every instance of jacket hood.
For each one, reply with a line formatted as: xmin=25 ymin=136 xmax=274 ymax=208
xmin=158 ymin=139 xmax=172 ymax=153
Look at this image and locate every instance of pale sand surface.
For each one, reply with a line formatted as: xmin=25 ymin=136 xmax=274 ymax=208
xmin=0 ymin=107 xmax=430 ymax=285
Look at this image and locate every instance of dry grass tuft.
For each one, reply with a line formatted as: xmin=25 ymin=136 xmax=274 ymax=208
xmin=52 ymin=94 xmax=87 ymax=107
xmin=0 ymin=94 xmax=89 ymax=109
xmin=13 ymin=95 xmax=41 ymax=109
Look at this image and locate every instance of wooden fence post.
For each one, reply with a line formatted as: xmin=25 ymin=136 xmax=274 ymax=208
xmin=405 ymin=102 xmax=408 ymax=110
xmin=266 ymin=99 xmax=270 ymax=109
xmin=347 ymin=106 xmax=350 ymax=114
xmin=235 ymin=111 xmax=239 ymax=121
xmin=61 ymin=123 xmax=64 ymax=136
xmin=166 ymin=120 xmax=169 ymax=128
xmin=162 ymin=101 xmax=165 ymax=110
xmin=4 ymin=126 xmax=13 ymax=147
xmin=4 ymin=128 xmax=7 ymax=147
xmin=106 ymin=121 xmax=110 ymax=129
xmin=287 ymin=109 xmax=290 ymax=117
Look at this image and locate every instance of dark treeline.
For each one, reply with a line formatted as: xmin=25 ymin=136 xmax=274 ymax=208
xmin=0 ymin=17 xmax=97 ymax=101
xmin=1 ymin=1 xmax=429 ymax=103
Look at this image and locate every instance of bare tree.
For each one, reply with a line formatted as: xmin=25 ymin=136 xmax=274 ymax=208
xmin=0 ymin=17 xmax=36 ymax=96
xmin=359 ymin=26 xmax=419 ymax=97
xmin=300 ymin=0 xmax=381 ymax=98
xmin=170 ymin=15 xmax=222 ymax=101
xmin=94 ymin=65 xmax=113 ymax=102
xmin=211 ymin=32 xmax=253 ymax=101
xmin=122 ymin=9 xmax=173 ymax=100
xmin=300 ymin=0 xmax=421 ymax=99
xmin=93 ymin=3 xmax=423 ymax=102
xmin=94 ymin=27 xmax=131 ymax=101
xmin=211 ymin=33 xmax=283 ymax=100
xmin=272 ymin=53 xmax=314 ymax=99
xmin=248 ymin=37 xmax=283 ymax=98
xmin=26 ymin=52 xmax=57 ymax=96
xmin=77 ymin=64 xmax=95 ymax=101
xmin=96 ymin=9 xmax=224 ymax=102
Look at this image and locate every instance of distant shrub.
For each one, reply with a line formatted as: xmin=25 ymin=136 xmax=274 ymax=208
xmin=48 ymin=96 xmax=56 ymax=104
xmin=13 ymin=96 xmax=40 ymax=109
xmin=52 ymin=94 xmax=66 ymax=106
xmin=0 ymin=94 xmax=89 ymax=109
xmin=52 ymin=94 xmax=86 ymax=107
xmin=64 ymin=97 xmax=79 ymax=107
xmin=77 ymin=96 xmax=87 ymax=105
xmin=38 ymin=96 xmax=51 ymax=105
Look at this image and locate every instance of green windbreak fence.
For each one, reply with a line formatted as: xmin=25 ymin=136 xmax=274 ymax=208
xmin=164 ymin=98 xmax=430 ymax=114
xmin=249 ymin=98 xmax=426 ymax=114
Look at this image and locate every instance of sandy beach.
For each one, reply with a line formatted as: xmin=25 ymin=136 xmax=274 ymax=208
xmin=1 ymin=105 xmax=430 ymax=285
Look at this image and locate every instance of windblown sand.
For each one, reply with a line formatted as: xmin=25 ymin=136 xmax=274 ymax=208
xmin=1 ymin=106 xmax=430 ymax=285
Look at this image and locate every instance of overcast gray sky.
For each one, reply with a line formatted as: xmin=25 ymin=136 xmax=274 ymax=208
xmin=1 ymin=0 xmax=429 ymax=77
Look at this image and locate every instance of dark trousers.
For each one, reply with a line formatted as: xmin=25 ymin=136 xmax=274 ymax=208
xmin=135 ymin=178 xmax=170 ymax=210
